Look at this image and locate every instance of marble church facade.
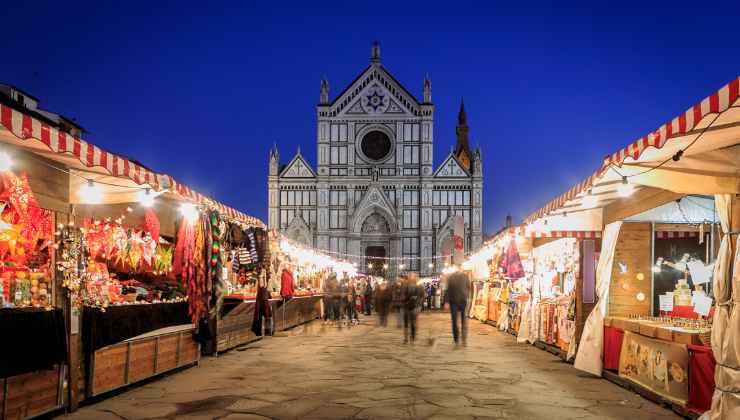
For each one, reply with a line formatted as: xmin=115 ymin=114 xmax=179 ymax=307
xmin=268 ymin=43 xmax=483 ymax=276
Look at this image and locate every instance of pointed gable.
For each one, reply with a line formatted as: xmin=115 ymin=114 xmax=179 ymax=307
xmin=434 ymin=154 xmax=470 ymax=178
xmin=354 ymin=185 xmax=397 ymax=219
xmin=280 ymin=153 xmax=316 ymax=178
xmin=329 ymin=65 xmax=422 ymax=117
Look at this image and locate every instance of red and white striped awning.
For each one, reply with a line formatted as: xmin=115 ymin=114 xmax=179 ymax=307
xmin=496 ymin=225 xmax=601 ymax=240
xmin=0 ymin=103 xmax=264 ymax=228
xmin=525 ymin=76 xmax=740 ymax=224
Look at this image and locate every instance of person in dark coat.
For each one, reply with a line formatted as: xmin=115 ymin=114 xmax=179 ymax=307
xmin=447 ymin=268 xmax=470 ymax=346
xmin=363 ymin=280 xmax=373 ymax=315
xmin=401 ymin=273 xmax=423 ymax=344
xmin=375 ymin=281 xmax=390 ymax=327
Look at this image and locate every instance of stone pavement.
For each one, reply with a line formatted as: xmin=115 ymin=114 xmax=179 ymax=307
xmin=62 ymin=312 xmax=681 ymax=420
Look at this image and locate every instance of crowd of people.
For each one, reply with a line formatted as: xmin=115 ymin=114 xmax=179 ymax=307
xmin=321 ymin=268 xmax=470 ymax=347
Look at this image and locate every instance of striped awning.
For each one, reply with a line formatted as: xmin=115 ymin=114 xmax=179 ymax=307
xmin=525 ymin=76 xmax=740 ymax=224
xmin=0 ymin=103 xmax=264 ymax=228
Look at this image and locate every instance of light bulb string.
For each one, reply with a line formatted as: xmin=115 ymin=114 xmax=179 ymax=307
xmin=5 ymin=150 xmax=262 ymax=228
xmin=609 ymin=111 xmax=724 ymax=181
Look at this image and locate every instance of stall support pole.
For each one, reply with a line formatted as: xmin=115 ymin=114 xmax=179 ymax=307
xmin=2 ymin=377 xmax=8 ymax=420
xmin=650 ymin=222 xmax=655 ymax=315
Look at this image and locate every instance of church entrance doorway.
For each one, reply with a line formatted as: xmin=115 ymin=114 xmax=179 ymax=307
xmin=365 ymin=246 xmax=386 ymax=276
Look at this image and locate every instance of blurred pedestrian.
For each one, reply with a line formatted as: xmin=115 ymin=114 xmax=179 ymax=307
xmin=447 ymin=267 xmax=470 ymax=346
xmin=391 ymin=281 xmax=403 ymax=328
xmin=323 ymin=273 xmax=337 ymax=324
xmin=363 ymin=280 xmax=373 ymax=315
xmin=347 ymin=281 xmax=360 ymax=325
xmin=401 ymin=273 xmax=423 ymax=344
xmin=376 ymin=281 xmax=390 ymax=327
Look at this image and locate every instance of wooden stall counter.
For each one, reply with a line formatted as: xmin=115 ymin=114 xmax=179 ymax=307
xmin=215 ymin=297 xmax=260 ymax=353
xmin=605 ymin=316 xmax=708 ymax=346
xmin=82 ymin=302 xmax=199 ymax=398
xmin=270 ymin=295 xmax=322 ymax=332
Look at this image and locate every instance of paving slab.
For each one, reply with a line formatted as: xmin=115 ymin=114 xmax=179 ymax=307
xmin=60 ymin=312 xmax=681 ymax=420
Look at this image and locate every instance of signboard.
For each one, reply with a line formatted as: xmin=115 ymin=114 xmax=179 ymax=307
xmin=618 ymin=331 xmax=689 ymax=404
xmin=453 ymin=215 xmax=465 ymax=265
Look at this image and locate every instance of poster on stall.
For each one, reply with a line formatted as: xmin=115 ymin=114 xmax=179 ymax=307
xmin=453 ymin=215 xmax=464 ymax=265
xmin=618 ymin=331 xmax=689 ymax=405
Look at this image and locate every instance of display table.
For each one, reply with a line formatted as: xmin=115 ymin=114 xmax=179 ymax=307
xmin=269 ymin=295 xmax=322 ymax=332
xmin=215 ymin=297 xmax=259 ymax=353
xmin=1 ymin=308 xmax=67 ymax=419
xmin=82 ymin=302 xmax=199 ymax=398
xmin=603 ymin=317 xmax=714 ymax=413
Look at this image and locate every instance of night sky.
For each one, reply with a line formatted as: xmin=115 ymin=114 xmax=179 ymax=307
xmin=4 ymin=1 xmax=740 ymax=234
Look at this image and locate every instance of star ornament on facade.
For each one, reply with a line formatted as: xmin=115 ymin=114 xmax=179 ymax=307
xmin=365 ymin=91 xmax=386 ymax=111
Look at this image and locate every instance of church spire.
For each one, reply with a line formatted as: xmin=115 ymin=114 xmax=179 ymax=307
xmin=319 ymin=78 xmax=329 ymax=104
xmin=454 ymin=98 xmax=472 ymax=172
xmin=371 ymin=40 xmax=381 ymax=63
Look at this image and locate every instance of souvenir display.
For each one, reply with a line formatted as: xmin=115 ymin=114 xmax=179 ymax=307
xmin=0 ymin=171 xmax=53 ymax=308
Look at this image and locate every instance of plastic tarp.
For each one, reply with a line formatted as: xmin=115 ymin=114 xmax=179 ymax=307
xmin=573 ymin=221 xmax=622 ymax=376
xmin=706 ymin=194 xmax=740 ymax=419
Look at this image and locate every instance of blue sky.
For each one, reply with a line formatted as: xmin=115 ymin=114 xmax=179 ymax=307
xmin=4 ymin=1 xmax=740 ymax=234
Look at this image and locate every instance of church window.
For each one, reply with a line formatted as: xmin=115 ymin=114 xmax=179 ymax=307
xmin=404 ymin=124 xmax=412 ymax=142
xmin=433 ymin=191 xmax=440 ymax=206
xmin=361 ymin=130 xmax=392 ymax=161
xmin=403 ymin=209 xmax=419 ymax=229
xmin=329 ymin=190 xmax=347 ymax=206
xmin=403 ymin=146 xmax=419 ymax=164
xmin=330 ymin=146 xmax=348 ymax=165
xmin=402 ymin=238 xmax=419 ymax=270
xmin=403 ymin=190 xmax=419 ymax=206
xmin=329 ymin=210 xmax=347 ymax=229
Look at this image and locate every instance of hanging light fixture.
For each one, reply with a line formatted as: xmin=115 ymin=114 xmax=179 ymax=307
xmin=179 ymin=202 xmax=199 ymax=223
xmin=582 ymin=188 xmax=598 ymax=208
xmin=0 ymin=152 xmax=12 ymax=172
xmin=138 ymin=188 xmax=155 ymax=207
xmin=80 ymin=179 xmax=103 ymax=204
xmin=618 ymin=176 xmax=634 ymax=197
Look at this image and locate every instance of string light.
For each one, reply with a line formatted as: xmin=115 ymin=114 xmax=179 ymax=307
xmin=383 ymin=263 xmax=388 ymax=269
xmin=428 ymin=263 xmax=433 ymax=268
xmin=617 ymin=176 xmax=634 ymax=197
xmin=399 ymin=263 xmax=405 ymax=269
xmin=80 ymin=179 xmax=103 ymax=204
xmin=0 ymin=152 xmax=12 ymax=172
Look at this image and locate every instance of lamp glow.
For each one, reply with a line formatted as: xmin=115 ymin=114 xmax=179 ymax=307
xmin=399 ymin=263 xmax=405 ymax=269
xmin=80 ymin=179 xmax=103 ymax=204
xmin=428 ymin=263 xmax=434 ymax=268
xmin=618 ymin=177 xmax=634 ymax=197
xmin=383 ymin=263 xmax=388 ymax=269
xmin=0 ymin=152 xmax=12 ymax=172
xmin=179 ymin=203 xmax=199 ymax=223
xmin=138 ymin=188 xmax=155 ymax=207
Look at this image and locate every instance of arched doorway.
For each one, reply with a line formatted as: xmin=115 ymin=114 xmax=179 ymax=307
xmin=361 ymin=212 xmax=391 ymax=276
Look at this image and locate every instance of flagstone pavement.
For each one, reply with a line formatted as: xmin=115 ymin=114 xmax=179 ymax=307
xmin=61 ymin=312 xmax=681 ymax=420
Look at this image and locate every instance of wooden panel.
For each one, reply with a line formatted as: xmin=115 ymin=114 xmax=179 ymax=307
xmin=216 ymin=301 xmax=258 ymax=353
xmin=608 ymin=223 xmax=652 ymax=317
xmin=91 ymin=345 xmax=127 ymax=395
xmin=128 ymin=340 xmax=156 ymax=383
xmin=155 ymin=336 xmax=179 ymax=373
xmin=4 ymin=367 xmax=60 ymax=420
xmin=603 ymin=188 xmax=683 ymax=225
xmin=179 ymin=334 xmax=200 ymax=366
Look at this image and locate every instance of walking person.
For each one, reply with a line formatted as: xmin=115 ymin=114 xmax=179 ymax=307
xmin=447 ymin=267 xmax=470 ymax=347
xmin=347 ymin=281 xmax=360 ymax=325
xmin=376 ymin=281 xmax=389 ymax=327
xmin=401 ymin=273 xmax=423 ymax=344
xmin=391 ymin=281 xmax=403 ymax=328
xmin=363 ymin=280 xmax=373 ymax=315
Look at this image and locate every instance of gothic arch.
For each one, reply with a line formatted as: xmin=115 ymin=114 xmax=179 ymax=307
xmin=351 ymin=204 xmax=398 ymax=234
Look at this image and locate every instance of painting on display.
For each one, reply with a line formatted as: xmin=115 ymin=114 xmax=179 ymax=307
xmin=618 ymin=331 xmax=689 ymax=404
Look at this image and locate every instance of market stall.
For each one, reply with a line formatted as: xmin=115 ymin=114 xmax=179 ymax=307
xmin=0 ymin=146 xmax=69 ymax=419
xmin=0 ymin=100 xmax=266 ymax=414
xmin=266 ymin=234 xmax=356 ymax=331
xmin=521 ymin=77 xmax=740 ymax=417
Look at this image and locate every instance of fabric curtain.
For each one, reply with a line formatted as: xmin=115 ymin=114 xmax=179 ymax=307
xmin=574 ymin=221 xmax=622 ymax=376
xmin=707 ymin=194 xmax=740 ymax=419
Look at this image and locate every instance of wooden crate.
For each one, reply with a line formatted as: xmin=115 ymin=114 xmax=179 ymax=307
xmin=87 ymin=327 xmax=199 ymax=397
xmin=2 ymin=366 xmax=63 ymax=420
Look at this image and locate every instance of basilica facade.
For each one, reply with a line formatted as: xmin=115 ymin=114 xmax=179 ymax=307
xmin=268 ymin=43 xmax=483 ymax=276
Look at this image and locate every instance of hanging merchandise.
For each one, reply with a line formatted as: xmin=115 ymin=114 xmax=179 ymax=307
xmin=499 ymin=238 xmax=525 ymax=279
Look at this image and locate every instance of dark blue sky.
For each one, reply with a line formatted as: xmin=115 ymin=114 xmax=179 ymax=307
xmin=5 ymin=1 xmax=740 ymax=234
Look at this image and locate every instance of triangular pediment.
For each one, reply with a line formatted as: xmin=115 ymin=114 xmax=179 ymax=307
xmin=280 ymin=153 xmax=316 ymax=178
xmin=434 ymin=154 xmax=470 ymax=178
xmin=350 ymin=185 xmax=398 ymax=233
xmin=330 ymin=65 xmax=421 ymax=117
